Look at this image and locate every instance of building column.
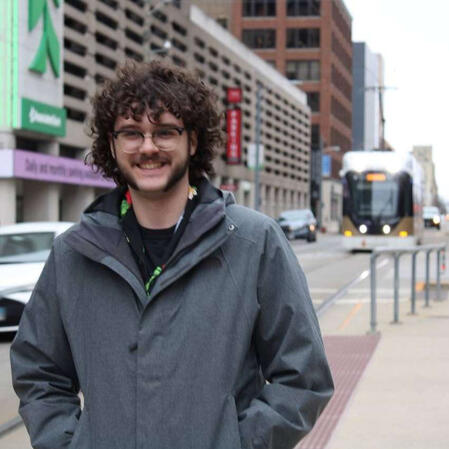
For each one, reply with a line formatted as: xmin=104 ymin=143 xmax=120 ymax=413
xmin=23 ymin=180 xmax=59 ymax=222
xmin=0 ymin=179 xmax=17 ymax=225
xmin=61 ymin=185 xmax=95 ymax=222
xmin=0 ymin=132 xmax=15 ymax=149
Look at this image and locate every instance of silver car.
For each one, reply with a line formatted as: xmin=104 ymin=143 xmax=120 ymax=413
xmin=0 ymin=221 xmax=73 ymax=333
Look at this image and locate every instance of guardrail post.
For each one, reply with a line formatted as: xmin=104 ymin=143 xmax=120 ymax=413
xmin=393 ymin=252 xmax=400 ymax=323
xmin=425 ymin=250 xmax=431 ymax=307
xmin=411 ymin=251 xmax=417 ymax=315
xmin=436 ymin=249 xmax=442 ymax=301
xmin=370 ymin=252 xmax=377 ymax=333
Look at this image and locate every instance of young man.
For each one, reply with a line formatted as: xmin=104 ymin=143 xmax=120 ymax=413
xmin=11 ymin=61 xmax=333 ymax=449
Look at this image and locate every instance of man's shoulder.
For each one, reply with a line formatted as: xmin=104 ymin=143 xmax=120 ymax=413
xmin=226 ymin=203 xmax=274 ymax=226
xmin=225 ymin=204 xmax=284 ymax=242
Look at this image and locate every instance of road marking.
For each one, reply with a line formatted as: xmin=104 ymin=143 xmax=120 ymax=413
xmin=316 ymin=258 xmax=390 ymax=316
xmin=338 ymin=302 xmax=363 ymax=330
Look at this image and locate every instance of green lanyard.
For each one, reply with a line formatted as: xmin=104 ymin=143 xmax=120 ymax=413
xmin=120 ymin=187 xmax=197 ymax=295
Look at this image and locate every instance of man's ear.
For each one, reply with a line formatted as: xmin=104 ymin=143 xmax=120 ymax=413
xmin=189 ymin=131 xmax=197 ymax=156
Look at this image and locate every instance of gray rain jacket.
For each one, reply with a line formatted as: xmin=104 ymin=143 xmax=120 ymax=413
xmin=11 ymin=180 xmax=333 ymax=449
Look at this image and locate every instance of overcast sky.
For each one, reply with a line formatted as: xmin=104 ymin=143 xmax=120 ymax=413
xmin=344 ymin=0 xmax=449 ymax=201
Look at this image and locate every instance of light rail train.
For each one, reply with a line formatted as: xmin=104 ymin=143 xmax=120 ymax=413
xmin=341 ymin=150 xmax=423 ymax=251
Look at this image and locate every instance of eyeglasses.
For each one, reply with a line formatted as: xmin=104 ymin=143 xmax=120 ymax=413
xmin=112 ymin=126 xmax=185 ymax=153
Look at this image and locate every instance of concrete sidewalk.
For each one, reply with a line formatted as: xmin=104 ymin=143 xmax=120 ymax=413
xmin=310 ymin=263 xmax=449 ymax=449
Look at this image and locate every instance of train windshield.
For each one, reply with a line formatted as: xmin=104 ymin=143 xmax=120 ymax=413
xmin=348 ymin=175 xmax=399 ymax=219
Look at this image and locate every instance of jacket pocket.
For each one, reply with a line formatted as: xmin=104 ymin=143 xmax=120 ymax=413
xmin=225 ymin=395 xmax=243 ymax=449
xmin=68 ymin=408 xmax=90 ymax=449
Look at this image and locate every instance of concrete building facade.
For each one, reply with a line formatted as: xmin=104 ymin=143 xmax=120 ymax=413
xmin=412 ymin=145 xmax=438 ymax=207
xmin=191 ymin=0 xmax=353 ymax=231
xmin=0 ymin=0 xmax=312 ymax=225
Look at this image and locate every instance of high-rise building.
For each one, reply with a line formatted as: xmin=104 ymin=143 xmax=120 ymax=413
xmin=0 ymin=0 xmax=313 ymax=224
xmin=190 ymin=0 xmax=353 ymax=231
xmin=352 ymin=42 xmax=384 ymax=151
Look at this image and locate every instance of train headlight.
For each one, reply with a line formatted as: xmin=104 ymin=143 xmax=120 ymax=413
xmin=359 ymin=224 xmax=368 ymax=234
xmin=433 ymin=215 xmax=441 ymax=224
xmin=382 ymin=224 xmax=391 ymax=234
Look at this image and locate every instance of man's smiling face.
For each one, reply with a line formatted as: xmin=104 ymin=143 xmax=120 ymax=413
xmin=111 ymin=110 xmax=197 ymax=198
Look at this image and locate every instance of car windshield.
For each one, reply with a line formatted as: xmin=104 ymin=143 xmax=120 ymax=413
xmin=0 ymin=232 xmax=55 ymax=263
xmin=423 ymin=207 xmax=440 ymax=217
xmin=279 ymin=210 xmax=310 ymax=221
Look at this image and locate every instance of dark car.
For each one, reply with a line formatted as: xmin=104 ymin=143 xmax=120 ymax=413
xmin=277 ymin=209 xmax=317 ymax=242
xmin=423 ymin=206 xmax=441 ymax=230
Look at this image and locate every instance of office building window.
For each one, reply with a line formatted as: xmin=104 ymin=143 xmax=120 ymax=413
xmin=287 ymin=0 xmax=320 ymax=16
xmin=286 ymin=28 xmax=320 ymax=48
xmin=242 ymin=0 xmax=276 ymax=17
xmin=286 ymin=60 xmax=320 ymax=81
xmin=311 ymin=124 xmax=320 ymax=148
xmin=242 ymin=29 xmax=276 ymax=49
xmin=307 ymin=92 xmax=320 ymax=112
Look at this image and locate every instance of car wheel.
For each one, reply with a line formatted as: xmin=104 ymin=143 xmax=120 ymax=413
xmin=307 ymin=232 xmax=316 ymax=243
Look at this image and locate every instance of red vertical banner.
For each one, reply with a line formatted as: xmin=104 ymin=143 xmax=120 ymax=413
xmin=227 ymin=87 xmax=242 ymax=104
xmin=226 ymin=108 xmax=241 ymax=165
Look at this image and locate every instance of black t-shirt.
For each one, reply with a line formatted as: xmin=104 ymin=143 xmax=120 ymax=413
xmin=140 ymin=225 xmax=176 ymax=268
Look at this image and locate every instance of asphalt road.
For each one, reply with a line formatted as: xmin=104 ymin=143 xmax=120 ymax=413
xmin=0 ymin=226 xmax=447 ymax=447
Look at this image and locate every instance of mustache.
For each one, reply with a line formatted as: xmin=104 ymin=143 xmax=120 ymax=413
xmin=135 ymin=154 xmax=169 ymax=164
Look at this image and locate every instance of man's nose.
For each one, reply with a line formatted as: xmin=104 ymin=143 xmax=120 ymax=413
xmin=139 ymin=134 xmax=159 ymax=154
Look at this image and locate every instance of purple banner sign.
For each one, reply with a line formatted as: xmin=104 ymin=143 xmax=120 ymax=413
xmin=14 ymin=149 xmax=114 ymax=188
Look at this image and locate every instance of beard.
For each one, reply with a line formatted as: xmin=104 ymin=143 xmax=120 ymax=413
xmin=116 ymin=145 xmax=191 ymax=194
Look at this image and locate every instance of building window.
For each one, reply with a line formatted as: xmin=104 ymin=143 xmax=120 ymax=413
xmin=216 ymin=17 xmax=228 ymax=29
xmin=306 ymin=92 xmax=320 ymax=112
xmin=286 ymin=28 xmax=320 ymax=48
xmin=65 ymin=0 xmax=87 ymax=12
xmin=242 ymin=0 xmax=276 ymax=17
xmin=311 ymin=124 xmax=320 ymax=148
xmin=242 ymin=29 xmax=276 ymax=49
xmin=286 ymin=60 xmax=320 ymax=81
xmin=287 ymin=0 xmax=320 ymax=16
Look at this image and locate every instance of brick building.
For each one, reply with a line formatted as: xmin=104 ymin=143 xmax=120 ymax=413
xmin=191 ymin=0 xmax=353 ymax=231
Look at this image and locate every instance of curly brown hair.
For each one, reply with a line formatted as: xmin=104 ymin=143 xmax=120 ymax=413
xmin=87 ymin=60 xmax=224 ymax=185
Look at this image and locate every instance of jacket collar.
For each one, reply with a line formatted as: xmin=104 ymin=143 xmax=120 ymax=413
xmin=64 ymin=179 xmax=234 ymax=305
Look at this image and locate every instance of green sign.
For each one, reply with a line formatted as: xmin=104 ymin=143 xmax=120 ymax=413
xmin=21 ymin=98 xmax=66 ymax=136
xmin=28 ymin=0 xmax=61 ymax=77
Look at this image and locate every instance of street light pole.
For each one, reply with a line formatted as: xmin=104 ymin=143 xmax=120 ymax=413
xmin=144 ymin=0 xmax=173 ymax=62
xmin=254 ymin=82 xmax=262 ymax=211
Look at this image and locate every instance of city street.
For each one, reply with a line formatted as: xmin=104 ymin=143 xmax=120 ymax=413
xmin=0 ymin=227 xmax=447 ymax=448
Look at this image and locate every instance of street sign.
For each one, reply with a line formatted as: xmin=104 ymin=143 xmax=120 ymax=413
xmin=227 ymin=87 xmax=242 ymax=104
xmin=322 ymin=154 xmax=331 ymax=177
xmin=247 ymin=143 xmax=264 ymax=170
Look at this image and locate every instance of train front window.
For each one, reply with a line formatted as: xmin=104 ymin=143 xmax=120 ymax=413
xmin=351 ymin=177 xmax=399 ymax=219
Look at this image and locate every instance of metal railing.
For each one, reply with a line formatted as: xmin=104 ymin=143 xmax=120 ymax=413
xmin=370 ymin=244 xmax=446 ymax=333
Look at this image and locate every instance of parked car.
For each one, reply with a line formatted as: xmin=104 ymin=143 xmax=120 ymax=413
xmin=277 ymin=209 xmax=317 ymax=242
xmin=423 ymin=206 xmax=441 ymax=230
xmin=0 ymin=221 xmax=73 ymax=333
